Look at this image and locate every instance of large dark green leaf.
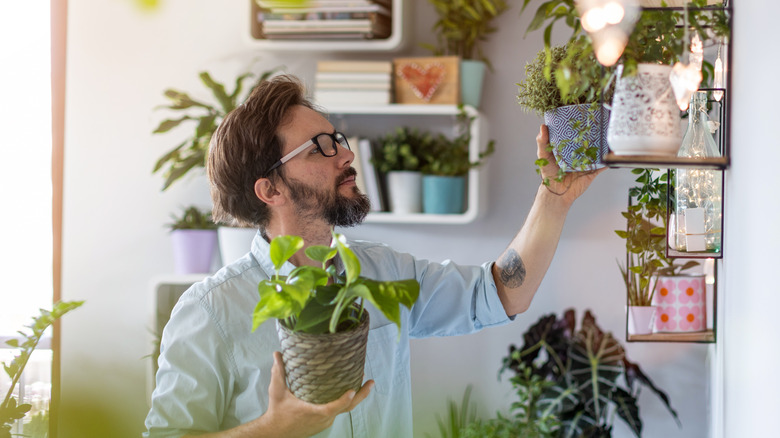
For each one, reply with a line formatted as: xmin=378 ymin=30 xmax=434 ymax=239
xmin=623 ymin=358 xmax=680 ymax=426
xmin=293 ymin=296 xmax=336 ymax=334
xmin=568 ymin=311 xmax=625 ymax=424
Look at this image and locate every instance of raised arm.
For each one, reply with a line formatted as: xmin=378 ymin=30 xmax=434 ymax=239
xmin=493 ymin=125 xmax=602 ymax=316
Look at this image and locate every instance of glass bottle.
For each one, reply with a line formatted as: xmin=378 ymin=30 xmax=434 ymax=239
xmin=673 ymin=91 xmax=722 ymax=253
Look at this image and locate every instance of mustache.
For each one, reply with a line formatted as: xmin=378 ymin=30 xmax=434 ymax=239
xmin=336 ymin=167 xmax=357 ymax=185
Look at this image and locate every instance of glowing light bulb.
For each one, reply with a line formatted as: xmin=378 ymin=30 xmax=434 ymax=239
xmin=690 ymin=34 xmax=703 ymax=72
xmin=603 ymin=1 xmax=625 ymax=24
xmin=713 ymin=51 xmax=724 ymax=102
xmin=581 ymin=8 xmax=607 ymax=32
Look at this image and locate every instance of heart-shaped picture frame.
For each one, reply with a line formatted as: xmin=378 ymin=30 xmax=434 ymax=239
xmin=397 ymin=62 xmax=446 ymax=102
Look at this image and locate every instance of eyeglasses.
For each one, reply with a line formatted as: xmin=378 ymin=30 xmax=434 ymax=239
xmin=264 ymin=131 xmax=350 ymax=177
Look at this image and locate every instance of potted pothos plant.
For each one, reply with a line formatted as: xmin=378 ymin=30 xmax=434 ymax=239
xmin=1 ymin=301 xmax=84 ymax=438
xmin=167 ymin=205 xmax=218 ymax=274
xmin=152 ymin=66 xmax=281 ymax=267
xmin=500 ymin=308 xmax=681 ymax=437
xmin=419 ymin=106 xmax=494 ymax=214
xmin=616 ymin=169 xmax=698 ymax=334
xmin=371 ymin=126 xmax=433 ymax=214
xmin=422 ymin=0 xmax=511 ymax=107
xmin=517 ymin=41 xmax=614 ymax=186
xmin=251 ymin=233 xmax=419 ymax=404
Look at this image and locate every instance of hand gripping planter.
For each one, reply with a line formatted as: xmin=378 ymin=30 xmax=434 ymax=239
xmin=276 ymin=312 xmax=370 ymax=404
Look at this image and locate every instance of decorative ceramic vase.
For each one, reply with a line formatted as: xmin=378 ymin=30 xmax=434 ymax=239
xmin=276 ymin=312 xmax=369 ymax=404
xmin=422 ymin=175 xmax=465 ymax=214
xmin=607 ymin=63 xmax=682 ymax=156
xmin=386 ymin=171 xmax=422 ymax=213
xmin=627 ymin=305 xmax=657 ymax=335
xmin=544 ymin=104 xmax=611 ymax=171
xmin=217 ymin=226 xmax=257 ymax=266
xmin=652 ymin=274 xmax=707 ymax=333
xmin=460 ymin=60 xmax=486 ymax=108
xmin=171 ymin=229 xmax=218 ymax=274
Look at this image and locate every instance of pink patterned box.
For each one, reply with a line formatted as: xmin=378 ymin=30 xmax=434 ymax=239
xmin=651 ymin=275 xmax=707 ymax=333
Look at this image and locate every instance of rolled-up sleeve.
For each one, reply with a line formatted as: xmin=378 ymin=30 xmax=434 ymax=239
xmin=352 ymin=241 xmax=512 ymax=339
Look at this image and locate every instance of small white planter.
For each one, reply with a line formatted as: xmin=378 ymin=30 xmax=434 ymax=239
xmin=386 ymin=171 xmax=422 ymax=214
xmin=217 ymin=226 xmax=258 ymax=266
xmin=607 ymin=63 xmax=682 ymax=156
xmin=627 ymin=305 xmax=658 ymax=335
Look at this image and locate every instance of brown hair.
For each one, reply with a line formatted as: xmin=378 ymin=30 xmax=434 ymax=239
xmin=207 ymin=74 xmax=315 ymax=229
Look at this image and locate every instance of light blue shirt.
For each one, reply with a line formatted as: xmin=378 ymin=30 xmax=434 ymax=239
xmin=144 ymin=232 xmax=512 ymax=437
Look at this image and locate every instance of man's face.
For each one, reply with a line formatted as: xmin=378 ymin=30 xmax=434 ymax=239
xmin=275 ymin=105 xmax=370 ymax=226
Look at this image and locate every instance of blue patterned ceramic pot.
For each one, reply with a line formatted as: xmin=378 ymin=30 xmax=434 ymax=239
xmin=543 ymin=103 xmax=610 ymax=172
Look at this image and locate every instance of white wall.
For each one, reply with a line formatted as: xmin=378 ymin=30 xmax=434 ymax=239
xmin=60 ymin=0 xmax=723 ymax=436
xmin=722 ymin=2 xmax=780 ymax=437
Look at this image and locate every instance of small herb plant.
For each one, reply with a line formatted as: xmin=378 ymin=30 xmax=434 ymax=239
xmin=616 ymin=169 xmax=698 ymax=306
xmin=152 ymin=66 xmax=280 ymax=190
xmin=371 ymin=127 xmax=433 ymax=173
xmin=167 ymin=205 xmax=217 ymax=231
xmin=252 ymin=234 xmax=419 ymax=335
xmin=1 ymin=301 xmax=84 ymax=438
xmin=421 ymin=107 xmax=495 ymax=177
xmin=422 ymin=0 xmax=511 ymax=71
xmin=518 ymin=42 xmax=612 ymax=185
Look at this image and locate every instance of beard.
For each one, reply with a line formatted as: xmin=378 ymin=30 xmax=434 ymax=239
xmin=283 ymin=167 xmax=371 ymax=227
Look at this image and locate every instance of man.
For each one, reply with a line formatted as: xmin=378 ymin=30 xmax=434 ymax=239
xmin=144 ymin=74 xmax=600 ymax=437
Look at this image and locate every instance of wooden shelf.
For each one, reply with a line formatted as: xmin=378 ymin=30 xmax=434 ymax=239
xmin=329 ymin=105 xmax=483 ymax=225
xmin=628 ymin=330 xmax=715 ymax=343
xmin=603 ymin=153 xmax=729 ymax=170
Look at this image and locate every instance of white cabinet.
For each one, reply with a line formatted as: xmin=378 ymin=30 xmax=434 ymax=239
xmin=246 ymin=0 xmax=408 ymax=52
xmin=325 ymin=104 xmax=485 ymax=224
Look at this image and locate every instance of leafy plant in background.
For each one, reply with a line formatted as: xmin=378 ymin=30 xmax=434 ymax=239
xmin=152 ymin=66 xmax=281 ymax=190
xmin=501 ymin=308 xmax=680 ymax=437
xmin=421 ymin=107 xmax=495 ymax=177
xmin=621 ymin=0 xmax=729 ymax=79
xmin=462 ymin=363 xmax=560 ymax=438
xmin=371 ymin=127 xmax=433 ymax=173
xmin=616 ymin=169 xmax=698 ymax=306
xmin=422 ymin=0 xmax=510 ymax=71
xmin=1 ymin=301 xmax=84 ymax=438
xmin=426 ymin=385 xmax=478 ymax=438
xmin=167 ymin=205 xmax=217 ymax=231
xmin=251 ymin=233 xmax=419 ymax=335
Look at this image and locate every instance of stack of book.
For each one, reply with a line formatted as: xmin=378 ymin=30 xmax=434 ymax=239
xmin=255 ymin=0 xmax=392 ymax=40
xmin=314 ymin=60 xmax=393 ymax=106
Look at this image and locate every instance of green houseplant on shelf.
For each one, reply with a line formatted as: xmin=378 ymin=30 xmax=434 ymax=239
xmin=167 ymin=205 xmax=218 ymax=275
xmin=499 ymin=308 xmax=681 ymax=437
xmin=371 ymin=126 xmax=433 ymax=214
xmin=1 ymin=301 xmax=84 ymax=438
xmin=152 ymin=66 xmax=282 ymax=266
xmin=517 ymin=40 xmax=614 ymax=186
xmin=616 ymin=169 xmax=698 ymax=334
xmin=252 ymin=233 xmax=419 ymax=404
xmin=419 ymin=107 xmax=494 ymax=214
xmin=422 ymin=0 xmax=511 ymax=106
xmin=607 ymin=0 xmax=731 ymax=156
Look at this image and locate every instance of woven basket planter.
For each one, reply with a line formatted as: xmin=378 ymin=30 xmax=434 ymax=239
xmin=276 ymin=311 xmax=370 ymax=404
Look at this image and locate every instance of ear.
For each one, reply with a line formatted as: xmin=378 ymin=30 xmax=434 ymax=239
xmin=254 ymin=178 xmax=285 ymax=205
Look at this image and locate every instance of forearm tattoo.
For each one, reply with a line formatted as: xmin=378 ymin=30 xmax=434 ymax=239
xmin=497 ymin=249 xmax=526 ymax=288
